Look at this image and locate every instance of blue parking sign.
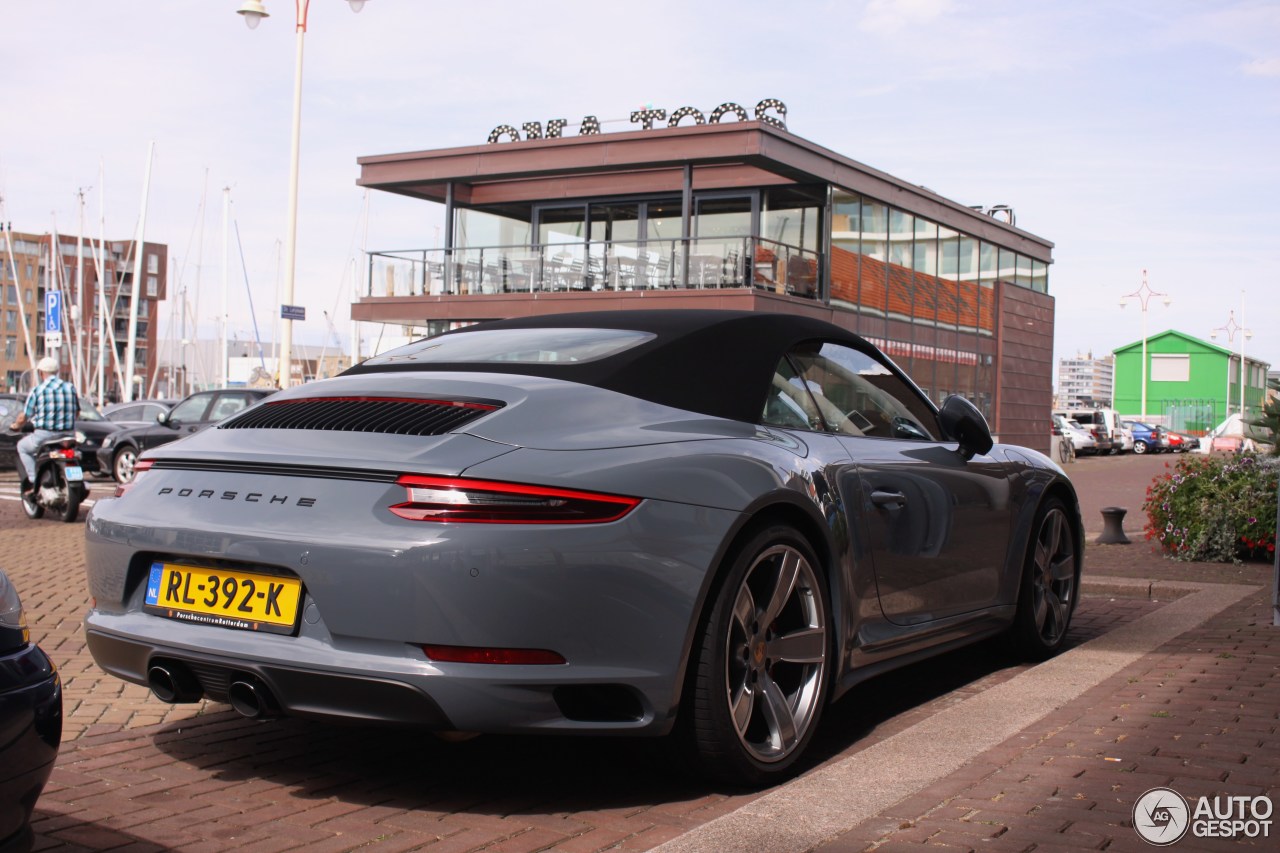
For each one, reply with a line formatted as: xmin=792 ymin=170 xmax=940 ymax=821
xmin=45 ymin=291 xmax=62 ymax=333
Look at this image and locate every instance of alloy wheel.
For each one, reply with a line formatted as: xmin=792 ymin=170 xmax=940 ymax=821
xmin=114 ymin=448 xmax=137 ymax=483
xmin=723 ymin=543 xmax=827 ymax=764
xmin=1030 ymin=507 xmax=1075 ymax=647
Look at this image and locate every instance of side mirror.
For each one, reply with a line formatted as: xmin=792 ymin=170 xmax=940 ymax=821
xmin=157 ymin=410 xmax=173 ymax=427
xmin=939 ymin=395 xmax=994 ymax=460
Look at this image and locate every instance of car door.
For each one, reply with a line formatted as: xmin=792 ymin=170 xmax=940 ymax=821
xmin=142 ymin=392 xmax=215 ymax=451
xmin=783 ymin=342 xmax=1014 ymax=625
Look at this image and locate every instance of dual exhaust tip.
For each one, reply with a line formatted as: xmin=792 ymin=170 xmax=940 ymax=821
xmin=147 ymin=662 xmax=279 ymax=720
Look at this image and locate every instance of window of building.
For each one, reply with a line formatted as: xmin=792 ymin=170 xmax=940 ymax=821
xmin=147 ymin=275 xmax=159 ymax=297
xmin=4 ymin=336 xmax=15 ymax=360
xmin=693 ymin=194 xmax=755 ymax=242
xmin=1151 ymin=354 xmax=1190 ymax=383
xmin=829 ymin=190 xmax=862 ymax=309
xmin=858 ymin=199 xmax=888 ymax=320
xmin=1030 ymin=260 xmax=1048 ymax=293
xmin=147 ymin=253 xmax=159 ymax=274
xmin=762 ymin=186 xmax=822 ymax=254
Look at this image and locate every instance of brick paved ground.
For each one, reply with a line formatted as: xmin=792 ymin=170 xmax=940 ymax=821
xmin=0 ymin=450 xmax=1274 ymax=852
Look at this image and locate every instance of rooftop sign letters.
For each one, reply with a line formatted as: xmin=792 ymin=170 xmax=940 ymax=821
xmin=487 ymin=99 xmax=787 ymax=144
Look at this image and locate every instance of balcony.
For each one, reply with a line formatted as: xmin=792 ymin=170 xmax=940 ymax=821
xmin=365 ymin=236 xmax=821 ymax=301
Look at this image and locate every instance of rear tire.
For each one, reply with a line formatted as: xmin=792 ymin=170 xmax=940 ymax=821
xmin=1133 ymin=441 xmax=1147 ymax=455
xmin=59 ymin=485 xmax=81 ymax=523
xmin=689 ymin=524 xmax=830 ymax=786
xmin=1009 ymin=499 xmax=1079 ymax=661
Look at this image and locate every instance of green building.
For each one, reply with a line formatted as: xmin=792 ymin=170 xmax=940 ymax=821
xmin=1113 ymin=330 xmax=1270 ymax=433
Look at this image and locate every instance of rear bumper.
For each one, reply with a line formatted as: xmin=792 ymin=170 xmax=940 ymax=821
xmin=86 ymin=627 xmax=451 ymax=727
xmin=85 ymin=619 xmax=674 ymax=736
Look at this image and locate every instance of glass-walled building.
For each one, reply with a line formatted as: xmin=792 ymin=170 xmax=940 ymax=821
xmin=352 ymin=118 xmax=1055 ymax=452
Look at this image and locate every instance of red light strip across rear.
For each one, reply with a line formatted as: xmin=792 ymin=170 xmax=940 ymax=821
xmin=390 ymin=475 xmax=640 ymax=524
xmin=421 ymin=645 xmax=566 ymax=665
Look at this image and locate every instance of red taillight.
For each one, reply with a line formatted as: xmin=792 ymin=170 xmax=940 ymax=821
xmin=114 ymin=459 xmax=155 ymax=498
xmin=389 ymin=475 xmax=639 ymax=524
xmin=51 ymin=447 xmax=78 ymax=460
xmin=421 ymin=645 xmax=566 ymax=665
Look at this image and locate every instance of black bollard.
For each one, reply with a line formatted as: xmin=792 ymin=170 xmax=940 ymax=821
xmin=1097 ymin=506 xmax=1131 ymax=545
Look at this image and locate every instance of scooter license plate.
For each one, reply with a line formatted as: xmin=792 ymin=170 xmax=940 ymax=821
xmin=65 ymin=466 xmax=84 ymax=481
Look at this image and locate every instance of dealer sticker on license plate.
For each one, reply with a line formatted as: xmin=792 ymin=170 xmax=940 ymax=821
xmin=143 ymin=562 xmax=303 ymax=634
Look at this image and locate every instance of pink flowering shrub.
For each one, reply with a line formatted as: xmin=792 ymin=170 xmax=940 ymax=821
xmin=1143 ymin=453 xmax=1278 ymax=562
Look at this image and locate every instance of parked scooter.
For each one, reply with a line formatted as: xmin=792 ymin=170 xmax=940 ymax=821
xmin=10 ymin=428 xmax=89 ymax=522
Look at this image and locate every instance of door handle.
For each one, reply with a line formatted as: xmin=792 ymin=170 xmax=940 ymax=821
xmin=871 ymin=490 xmax=907 ymax=508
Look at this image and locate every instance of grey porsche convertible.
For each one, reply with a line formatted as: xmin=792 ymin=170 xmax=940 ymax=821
xmin=84 ymin=309 xmax=1082 ymax=784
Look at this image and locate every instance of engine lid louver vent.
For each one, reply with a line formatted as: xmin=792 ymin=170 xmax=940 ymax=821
xmin=219 ymin=396 xmax=501 ymax=436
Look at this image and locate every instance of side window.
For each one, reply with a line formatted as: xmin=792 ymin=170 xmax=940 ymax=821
xmin=787 ymin=343 xmax=940 ymax=441
xmin=169 ymin=395 xmax=210 ymax=423
xmin=762 ymin=356 xmax=823 ymax=431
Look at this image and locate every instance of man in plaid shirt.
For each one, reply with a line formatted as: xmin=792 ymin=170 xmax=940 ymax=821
xmin=10 ymin=356 xmax=78 ymax=494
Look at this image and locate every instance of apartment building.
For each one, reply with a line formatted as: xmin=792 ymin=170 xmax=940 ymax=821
xmin=1 ymin=229 xmax=167 ymax=400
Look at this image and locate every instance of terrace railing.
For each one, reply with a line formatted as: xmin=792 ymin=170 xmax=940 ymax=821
xmin=365 ymin=237 xmax=821 ymax=301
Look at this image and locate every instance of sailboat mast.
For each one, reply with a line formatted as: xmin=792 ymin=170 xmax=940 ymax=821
xmin=3 ymin=223 xmax=38 ymax=382
xmin=96 ymin=159 xmax=108 ymax=406
xmin=76 ymin=188 xmax=89 ymax=396
xmin=124 ymin=141 xmax=155 ymax=403
xmin=221 ymin=186 xmax=230 ymax=389
xmin=189 ymin=169 xmax=208 ymax=396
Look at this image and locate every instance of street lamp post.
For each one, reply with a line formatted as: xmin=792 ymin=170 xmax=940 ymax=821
xmin=1210 ymin=291 xmax=1253 ymax=422
xmin=1119 ymin=269 xmax=1171 ymax=422
xmin=237 ymin=0 xmax=369 ymax=389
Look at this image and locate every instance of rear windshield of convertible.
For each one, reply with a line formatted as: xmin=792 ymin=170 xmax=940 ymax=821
xmin=366 ymin=328 xmax=655 ymax=365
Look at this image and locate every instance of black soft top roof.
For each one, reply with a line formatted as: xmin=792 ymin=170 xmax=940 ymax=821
xmin=345 ymin=309 xmax=882 ymax=423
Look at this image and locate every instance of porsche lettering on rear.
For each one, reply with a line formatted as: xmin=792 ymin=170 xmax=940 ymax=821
xmin=156 ymin=486 xmax=316 ymax=507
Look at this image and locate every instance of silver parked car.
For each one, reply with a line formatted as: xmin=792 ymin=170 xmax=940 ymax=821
xmin=1053 ymin=414 xmax=1096 ymax=456
xmin=83 ymin=310 xmax=1083 ymax=784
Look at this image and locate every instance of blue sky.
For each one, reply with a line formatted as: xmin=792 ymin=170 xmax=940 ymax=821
xmin=2 ymin=0 xmax=1277 ymax=374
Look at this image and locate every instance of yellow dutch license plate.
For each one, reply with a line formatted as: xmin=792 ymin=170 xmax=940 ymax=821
xmin=143 ymin=561 xmax=303 ymax=635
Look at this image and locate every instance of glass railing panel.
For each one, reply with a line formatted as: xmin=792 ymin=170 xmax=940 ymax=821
xmin=751 ymin=238 xmax=820 ymax=298
xmin=365 ymin=237 xmax=821 ymax=299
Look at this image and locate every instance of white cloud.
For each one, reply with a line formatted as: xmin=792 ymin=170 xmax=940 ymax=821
xmin=1242 ymin=57 xmax=1280 ymax=76
xmin=859 ymin=0 xmax=954 ymax=34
